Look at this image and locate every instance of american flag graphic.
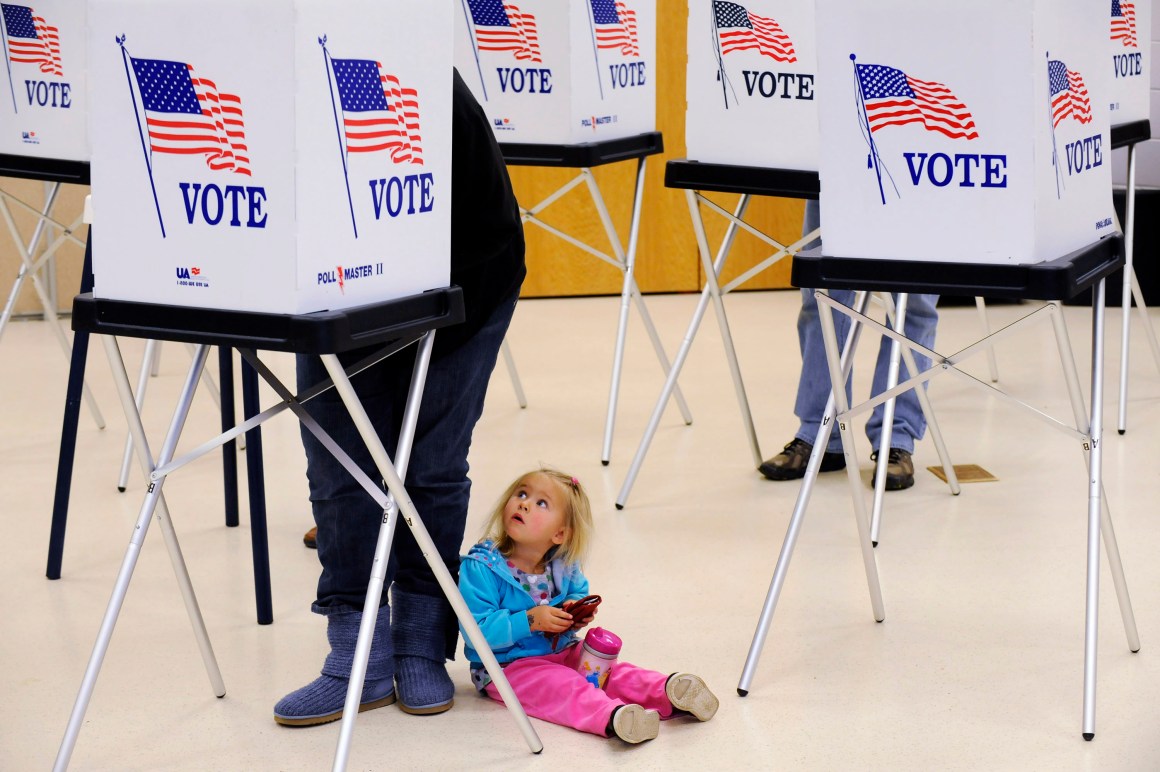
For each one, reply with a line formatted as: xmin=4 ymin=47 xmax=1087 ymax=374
xmin=856 ymin=63 xmax=978 ymax=140
xmin=131 ymin=57 xmax=251 ymax=175
xmin=590 ymin=0 xmax=639 ymax=57
xmin=332 ymin=58 xmax=423 ymax=165
xmin=713 ymin=1 xmax=795 ymax=63
xmin=1048 ymin=59 xmax=1092 ymax=128
xmin=2 ymin=3 xmax=61 ymax=76
xmin=465 ymin=0 xmax=541 ymax=63
xmin=1111 ymin=0 xmax=1137 ymax=48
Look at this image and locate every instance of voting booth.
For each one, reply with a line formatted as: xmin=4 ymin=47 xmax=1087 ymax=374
xmin=454 ymin=1 xmax=664 ymax=465
xmin=1109 ymin=0 xmax=1151 ymax=125
xmin=618 ymin=0 xmax=825 ymax=506
xmin=0 ymin=0 xmax=86 ymax=162
xmin=88 ymin=0 xmax=452 ymax=314
xmin=0 ymin=1 xmax=103 ymax=547
xmin=738 ymin=0 xmax=1140 ymax=743
xmin=454 ymin=0 xmax=655 ymax=144
xmin=1106 ymin=0 xmax=1155 ymax=434
xmin=685 ymin=0 xmax=817 ymax=170
xmin=61 ymin=2 xmax=547 ymax=768
xmin=816 ymin=0 xmax=1114 ymax=265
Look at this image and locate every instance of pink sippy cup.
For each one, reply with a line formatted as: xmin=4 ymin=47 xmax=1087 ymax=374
xmin=577 ymin=627 xmax=622 ymax=689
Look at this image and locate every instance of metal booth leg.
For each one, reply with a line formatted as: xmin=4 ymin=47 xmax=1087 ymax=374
xmin=54 ymin=340 xmax=225 ymax=772
xmin=1115 ymin=143 xmax=1160 ymax=434
xmin=116 ymin=343 xmax=224 ymax=492
xmin=687 ymin=190 xmax=763 ymax=470
xmin=218 ymin=347 xmax=240 ymax=527
xmin=1080 ymin=278 xmax=1108 ymax=740
xmin=46 ymin=235 xmax=95 ymax=580
xmin=0 ymin=181 xmax=60 ymax=339
xmin=815 ymin=291 xmax=886 ymax=624
xmin=115 ymin=339 xmax=159 ymax=491
xmin=584 ymin=157 xmax=693 ymax=465
xmin=1049 ymin=304 xmax=1140 ymax=655
xmin=323 ymin=333 xmax=435 ymax=771
xmin=870 ymin=294 xmax=908 ymax=545
xmin=499 ymin=337 xmax=528 ymax=408
xmin=870 ymin=294 xmax=961 ymax=546
xmin=1117 ymin=143 xmax=1137 ymax=434
xmin=616 ymin=191 xmax=750 ymax=509
xmin=241 ymin=359 xmax=273 ymax=625
xmin=0 ymin=193 xmax=104 ymax=428
xmin=738 ymin=291 xmax=881 ymax=695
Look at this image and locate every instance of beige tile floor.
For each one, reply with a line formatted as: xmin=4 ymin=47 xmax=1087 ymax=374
xmin=2 ymin=289 xmax=1160 ymax=771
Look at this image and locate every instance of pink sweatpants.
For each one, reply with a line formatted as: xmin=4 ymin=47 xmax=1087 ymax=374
xmin=483 ymin=643 xmax=673 ymax=736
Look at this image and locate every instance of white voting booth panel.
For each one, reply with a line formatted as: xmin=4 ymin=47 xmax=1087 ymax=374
xmin=1109 ymin=0 xmax=1151 ymax=124
xmin=454 ymin=0 xmax=655 ymax=144
xmin=816 ymin=0 xmax=1114 ymax=265
xmin=685 ymin=0 xmax=817 ymax=170
xmin=87 ymin=0 xmax=452 ymax=314
xmin=0 ymin=0 xmax=87 ymax=161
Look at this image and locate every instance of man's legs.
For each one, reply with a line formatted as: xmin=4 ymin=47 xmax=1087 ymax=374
xmin=761 ymin=199 xmax=854 ymax=480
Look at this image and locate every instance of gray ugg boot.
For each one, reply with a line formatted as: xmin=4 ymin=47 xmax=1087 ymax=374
xmin=392 ymin=589 xmax=455 ymax=715
xmin=274 ymin=608 xmax=395 ymax=726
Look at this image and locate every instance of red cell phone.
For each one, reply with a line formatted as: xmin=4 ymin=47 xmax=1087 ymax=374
xmin=546 ymin=594 xmax=601 ymax=651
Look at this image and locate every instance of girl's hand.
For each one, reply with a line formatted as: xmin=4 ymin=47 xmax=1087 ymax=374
xmin=527 ymin=605 xmax=573 ymax=633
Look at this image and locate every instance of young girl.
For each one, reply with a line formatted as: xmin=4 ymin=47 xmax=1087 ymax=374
xmin=458 ymin=467 xmax=718 ymax=744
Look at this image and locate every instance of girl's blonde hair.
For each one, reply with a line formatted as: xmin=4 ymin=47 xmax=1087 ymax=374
xmin=481 ymin=466 xmax=593 ymax=565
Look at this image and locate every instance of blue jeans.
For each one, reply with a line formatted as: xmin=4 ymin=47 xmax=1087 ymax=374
xmin=296 ymin=287 xmax=518 ymax=618
xmin=794 ymin=200 xmax=938 ymax=454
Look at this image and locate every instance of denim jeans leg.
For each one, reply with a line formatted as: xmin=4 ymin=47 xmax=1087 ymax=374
xmin=297 ymin=287 xmax=519 ymax=620
xmin=865 ymin=293 xmax=939 ymax=452
xmin=296 ymin=346 xmax=395 ymax=617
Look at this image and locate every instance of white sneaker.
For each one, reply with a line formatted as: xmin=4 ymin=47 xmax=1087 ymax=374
xmin=611 ymin=704 xmax=660 ymax=743
xmin=666 ymin=674 xmax=719 ymax=721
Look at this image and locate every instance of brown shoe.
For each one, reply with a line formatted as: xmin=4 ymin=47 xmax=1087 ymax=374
xmin=759 ymin=438 xmax=846 ymax=481
xmin=870 ymin=448 xmax=915 ymax=490
xmin=303 ymin=526 xmax=317 ymax=549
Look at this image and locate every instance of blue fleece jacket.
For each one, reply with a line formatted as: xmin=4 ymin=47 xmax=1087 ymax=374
xmin=458 ymin=540 xmax=590 ymax=665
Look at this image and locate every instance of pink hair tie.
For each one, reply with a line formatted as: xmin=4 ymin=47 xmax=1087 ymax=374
xmin=570 ymin=477 xmax=580 ymax=487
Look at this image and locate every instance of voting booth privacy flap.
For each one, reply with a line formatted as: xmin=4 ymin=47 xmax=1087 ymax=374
xmin=0 ymin=0 xmax=87 ymax=161
xmin=454 ymin=0 xmax=656 ymax=144
xmin=815 ymin=0 xmax=1114 ymax=265
xmin=685 ymin=0 xmax=818 ymax=171
xmin=1108 ymin=0 xmax=1151 ymax=124
xmin=87 ymin=0 xmax=452 ymax=314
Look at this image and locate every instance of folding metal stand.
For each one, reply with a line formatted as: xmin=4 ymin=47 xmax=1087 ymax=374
xmin=0 ymin=155 xmax=103 ymax=428
xmin=1108 ymin=120 xmax=1158 ymax=434
xmin=738 ymin=238 xmax=1140 ymax=740
xmin=114 ymin=341 xmax=226 ymax=492
xmin=615 ymin=161 xmax=959 ymax=510
xmin=52 ymin=289 xmax=543 ymax=771
xmin=43 ymin=231 xmax=265 ymax=621
xmin=501 ymin=132 xmax=692 ymax=463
